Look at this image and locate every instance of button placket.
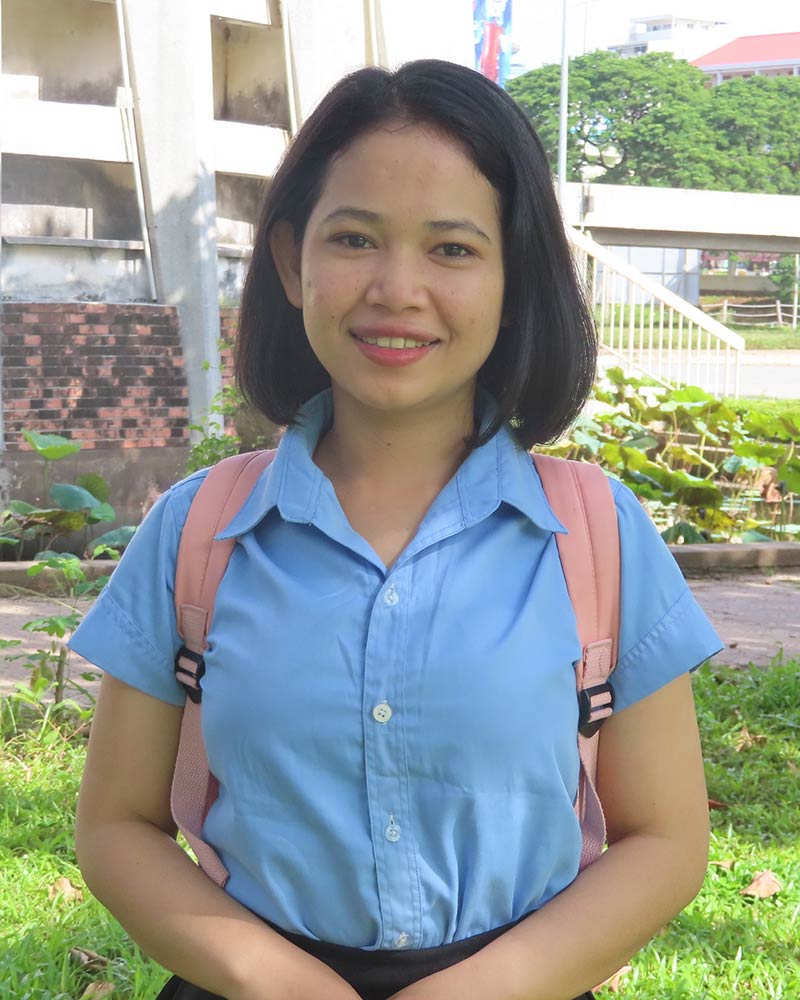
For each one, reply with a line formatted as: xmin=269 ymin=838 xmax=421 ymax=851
xmin=363 ymin=566 xmax=419 ymax=948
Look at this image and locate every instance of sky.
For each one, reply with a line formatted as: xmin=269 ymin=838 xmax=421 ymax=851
xmin=513 ymin=0 xmax=800 ymax=70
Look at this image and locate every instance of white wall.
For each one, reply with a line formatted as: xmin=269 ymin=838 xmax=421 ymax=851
xmin=0 ymin=241 xmax=149 ymax=301
xmin=211 ymin=17 xmax=289 ymax=126
xmin=2 ymin=0 xmax=121 ymax=104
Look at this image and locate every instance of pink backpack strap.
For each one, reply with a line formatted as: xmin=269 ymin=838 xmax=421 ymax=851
xmin=172 ymin=449 xmax=276 ymax=886
xmin=531 ymin=454 xmax=620 ymax=871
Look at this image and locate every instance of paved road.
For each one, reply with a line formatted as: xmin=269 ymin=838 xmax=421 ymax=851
xmin=736 ymin=350 xmax=800 ymax=399
xmin=600 ymin=349 xmax=800 ymax=399
xmin=1 ymin=573 xmax=798 ymax=700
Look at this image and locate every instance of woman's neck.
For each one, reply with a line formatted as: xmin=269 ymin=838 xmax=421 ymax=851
xmin=313 ymin=391 xmax=477 ymax=498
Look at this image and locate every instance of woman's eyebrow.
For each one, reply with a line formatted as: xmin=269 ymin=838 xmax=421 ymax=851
xmin=321 ymin=207 xmax=381 ymax=226
xmin=425 ymin=219 xmax=491 ymax=243
xmin=320 ymin=208 xmax=491 ymax=244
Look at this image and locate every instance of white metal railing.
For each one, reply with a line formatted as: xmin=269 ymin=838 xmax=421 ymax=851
xmin=568 ymin=228 xmax=745 ymax=397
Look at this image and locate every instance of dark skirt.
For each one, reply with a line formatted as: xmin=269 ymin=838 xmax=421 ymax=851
xmin=156 ymin=918 xmax=595 ymax=1000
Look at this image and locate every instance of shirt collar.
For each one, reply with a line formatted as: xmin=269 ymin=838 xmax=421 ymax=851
xmin=455 ymin=388 xmax=566 ymax=534
xmin=217 ymin=388 xmax=565 ymax=539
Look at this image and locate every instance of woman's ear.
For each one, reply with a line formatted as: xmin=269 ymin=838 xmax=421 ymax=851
xmin=269 ymin=221 xmax=304 ymax=309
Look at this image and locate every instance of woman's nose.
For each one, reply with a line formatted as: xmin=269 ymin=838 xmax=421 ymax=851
xmin=364 ymin=247 xmax=427 ymax=312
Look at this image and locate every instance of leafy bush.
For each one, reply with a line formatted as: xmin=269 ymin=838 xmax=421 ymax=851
xmin=187 ymin=350 xmax=279 ymax=474
xmin=0 ymin=431 xmax=136 ymax=560
xmin=545 ymin=369 xmax=800 ymax=542
xmin=0 ymin=552 xmax=113 ymax=738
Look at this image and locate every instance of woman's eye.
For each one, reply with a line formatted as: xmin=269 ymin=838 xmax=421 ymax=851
xmin=437 ymin=243 xmax=472 ymax=258
xmin=335 ymin=233 xmax=372 ymax=249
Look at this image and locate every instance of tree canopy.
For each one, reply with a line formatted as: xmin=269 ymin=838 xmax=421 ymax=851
xmin=507 ymin=51 xmax=800 ymax=194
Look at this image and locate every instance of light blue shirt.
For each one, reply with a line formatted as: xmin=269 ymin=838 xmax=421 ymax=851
xmin=70 ymin=389 xmax=722 ymax=950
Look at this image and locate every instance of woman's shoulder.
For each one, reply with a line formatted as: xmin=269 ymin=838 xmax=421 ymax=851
xmin=143 ymin=467 xmax=213 ymax=536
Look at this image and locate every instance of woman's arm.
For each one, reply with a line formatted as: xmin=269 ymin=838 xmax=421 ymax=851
xmin=76 ymin=674 xmax=361 ymax=1000
xmin=390 ymin=672 xmax=710 ymax=1000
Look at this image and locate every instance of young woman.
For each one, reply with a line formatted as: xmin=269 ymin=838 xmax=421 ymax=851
xmin=71 ymin=60 xmax=722 ymax=1000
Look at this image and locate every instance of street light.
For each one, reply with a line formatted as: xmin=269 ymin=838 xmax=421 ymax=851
xmin=557 ymin=0 xmax=569 ymax=207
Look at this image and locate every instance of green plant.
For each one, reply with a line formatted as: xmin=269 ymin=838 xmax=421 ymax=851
xmin=187 ymin=348 xmax=272 ymax=474
xmin=0 ymin=550 xmax=114 ymax=738
xmin=0 ymin=431 xmax=136 ymax=560
xmin=187 ymin=381 xmax=245 ymax=473
xmin=545 ymin=369 xmax=800 ymax=542
xmin=772 ymin=254 xmax=799 ymax=304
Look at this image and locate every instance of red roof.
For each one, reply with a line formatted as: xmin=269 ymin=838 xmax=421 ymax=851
xmin=692 ymin=32 xmax=800 ymax=67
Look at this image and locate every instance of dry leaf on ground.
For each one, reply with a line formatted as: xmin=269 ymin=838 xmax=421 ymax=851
xmin=708 ymin=798 xmax=729 ymax=810
xmin=740 ymin=870 xmax=782 ymax=899
xmin=48 ymin=877 xmax=84 ymax=903
xmin=709 ymin=859 xmax=735 ymax=870
xmin=70 ymin=947 xmax=109 ymax=971
xmin=595 ymin=965 xmax=633 ymax=992
xmin=79 ymin=984 xmax=115 ymax=999
xmin=788 ymin=760 xmax=799 ymax=775
xmin=735 ymin=725 xmax=767 ymax=752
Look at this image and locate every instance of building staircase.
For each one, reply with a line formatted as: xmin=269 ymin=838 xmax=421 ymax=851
xmin=569 ymin=227 xmax=745 ymax=397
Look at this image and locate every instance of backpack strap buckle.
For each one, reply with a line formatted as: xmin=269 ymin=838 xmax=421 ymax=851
xmin=175 ymin=646 xmax=206 ymax=704
xmin=578 ymin=681 xmax=615 ymax=738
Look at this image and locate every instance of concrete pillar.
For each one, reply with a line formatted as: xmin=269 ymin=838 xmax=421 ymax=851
xmin=122 ymin=0 xmax=222 ymax=433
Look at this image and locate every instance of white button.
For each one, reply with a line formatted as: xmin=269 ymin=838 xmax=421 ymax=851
xmin=385 ymin=817 xmax=401 ymax=843
xmin=372 ymin=702 xmax=393 ymax=724
xmin=393 ymin=932 xmax=411 ymax=948
xmin=383 ymin=585 xmax=399 ymax=607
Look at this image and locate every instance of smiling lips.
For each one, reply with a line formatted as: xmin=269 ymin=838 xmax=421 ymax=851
xmin=351 ymin=329 xmax=440 ymax=367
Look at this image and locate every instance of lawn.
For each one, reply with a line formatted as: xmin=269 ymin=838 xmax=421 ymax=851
xmin=734 ymin=328 xmax=800 ymax=351
xmin=1 ymin=658 xmax=798 ymax=999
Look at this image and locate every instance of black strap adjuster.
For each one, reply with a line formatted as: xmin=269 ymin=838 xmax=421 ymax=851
xmin=578 ymin=681 xmax=615 ymax=738
xmin=175 ymin=646 xmax=206 ymax=704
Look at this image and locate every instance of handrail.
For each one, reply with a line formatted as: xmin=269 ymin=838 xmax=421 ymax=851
xmin=567 ymin=227 xmax=745 ymax=397
xmin=569 ymin=228 xmax=745 ymax=352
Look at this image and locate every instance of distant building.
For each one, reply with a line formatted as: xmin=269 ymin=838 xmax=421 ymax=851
xmin=608 ymin=13 xmax=729 ymax=61
xmin=691 ymin=32 xmax=800 ymax=84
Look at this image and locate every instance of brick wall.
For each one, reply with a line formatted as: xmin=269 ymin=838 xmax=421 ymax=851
xmin=2 ymin=303 xmax=189 ymax=451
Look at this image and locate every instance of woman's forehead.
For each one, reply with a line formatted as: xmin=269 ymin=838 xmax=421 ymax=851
xmin=312 ymin=124 xmax=500 ymax=223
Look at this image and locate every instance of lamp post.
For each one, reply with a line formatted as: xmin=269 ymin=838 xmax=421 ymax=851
xmin=557 ymin=0 xmax=569 ymax=207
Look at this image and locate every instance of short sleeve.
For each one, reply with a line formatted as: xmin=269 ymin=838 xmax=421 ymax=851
xmin=610 ymin=480 xmax=723 ymax=712
xmin=68 ymin=471 xmax=208 ymax=705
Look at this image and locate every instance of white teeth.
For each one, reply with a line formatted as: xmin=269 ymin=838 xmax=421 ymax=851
xmin=359 ymin=336 xmax=434 ymax=349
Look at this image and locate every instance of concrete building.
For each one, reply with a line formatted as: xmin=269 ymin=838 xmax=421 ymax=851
xmin=0 ymin=0 xmax=472 ymax=420
xmin=608 ymin=12 xmax=730 ymax=62
xmin=0 ymin=0 xmax=473 ymax=515
xmin=691 ymin=32 xmax=800 ymax=85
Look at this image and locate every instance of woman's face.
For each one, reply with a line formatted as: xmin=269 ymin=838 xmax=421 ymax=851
xmin=275 ymin=123 xmax=506 ymax=427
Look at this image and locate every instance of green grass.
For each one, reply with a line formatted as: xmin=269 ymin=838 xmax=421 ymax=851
xmin=1 ymin=658 xmax=798 ymax=999
xmin=596 ymin=309 xmax=800 ymax=351
xmin=0 ymin=732 xmax=168 ymax=999
xmin=734 ymin=327 xmax=800 ymax=351
xmin=723 ymin=396 xmax=800 ymax=427
xmin=610 ymin=657 xmax=800 ymax=999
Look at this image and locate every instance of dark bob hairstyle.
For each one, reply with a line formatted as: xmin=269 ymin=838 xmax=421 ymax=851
xmin=236 ymin=59 xmax=597 ymax=449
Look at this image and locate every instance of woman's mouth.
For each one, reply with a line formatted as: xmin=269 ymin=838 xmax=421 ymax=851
xmin=354 ymin=334 xmax=438 ymax=349
xmin=351 ymin=332 xmax=439 ymax=367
